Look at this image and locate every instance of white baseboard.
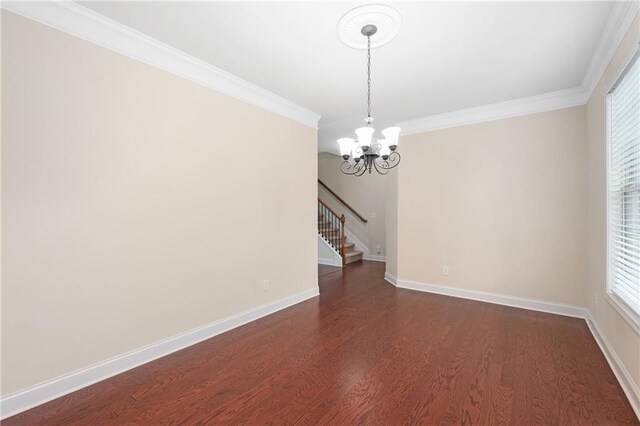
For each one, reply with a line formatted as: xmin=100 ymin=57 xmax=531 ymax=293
xmin=384 ymin=272 xmax=397 ymax=286
xmin=363 ymin=254 xmax=386 ymax=262
xmin=0 ymin=287 xmax=319 ymax=420
xmin=394 ymin=278 xmax=587 ymax=319
xmin=318 ymin=257 xmax=342 ymax=267
xmin=585 ymin=311 xmax=640 ymax=420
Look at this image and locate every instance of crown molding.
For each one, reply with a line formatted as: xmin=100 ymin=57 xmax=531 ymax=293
xmin=1 ymin=1 xmax=321 ymax=129
xmin=395 ymin=2 xmax=639 ymax=137
xmin=582 ymin=1 xmax=640 ymax=101
xmin=397 ymin=87 xmax=587 ymax=135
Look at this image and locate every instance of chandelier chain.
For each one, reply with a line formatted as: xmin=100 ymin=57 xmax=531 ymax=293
xmin=367 ymin=35 xmax=371 ymax=121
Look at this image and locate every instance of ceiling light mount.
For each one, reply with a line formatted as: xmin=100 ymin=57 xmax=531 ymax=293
xmin=361 ymin=24 xmax=378 ymax=37
xmin=337 ymin=4 xmax=401 ymax=50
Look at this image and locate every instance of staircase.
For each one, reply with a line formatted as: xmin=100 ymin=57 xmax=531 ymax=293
xmin=342 ymin=241 xmax=364 ymax=264
xmin=318 ymin=199 xmax=363 ymax=265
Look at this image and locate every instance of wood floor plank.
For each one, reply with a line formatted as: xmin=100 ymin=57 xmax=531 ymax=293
xmin=4 ymin=262 xmax=638 ymax=425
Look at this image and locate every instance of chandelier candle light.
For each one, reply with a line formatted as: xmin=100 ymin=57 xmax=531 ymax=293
xmin=336 ymin=5 xmax=402 ymax=176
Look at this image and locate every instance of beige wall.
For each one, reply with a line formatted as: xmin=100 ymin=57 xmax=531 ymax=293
xmin=586 ymin=13 xmax=640 ymax=393
xmin=1 ymin=12 xmax=317 ymax=395
xmin=318 ymin=152 xmax=386 ymax=256
xmin=385 ymin=168 xmax=398 ymax=278
xmin=397 ymin=106 xmax=587 ymax=307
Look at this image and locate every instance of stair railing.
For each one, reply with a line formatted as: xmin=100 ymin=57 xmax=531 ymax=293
xmin=318 ymin=179 xmax=368 ymax=223
xmin=318 ymin=198 xmax=346 ymax=266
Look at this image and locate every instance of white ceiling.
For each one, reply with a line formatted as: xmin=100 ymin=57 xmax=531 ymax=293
xmin=80 ymin=1 xmax=613 ymax=152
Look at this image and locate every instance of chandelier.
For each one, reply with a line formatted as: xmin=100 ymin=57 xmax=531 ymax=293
xmin=337 ymin=20 xmax=401 ymax=176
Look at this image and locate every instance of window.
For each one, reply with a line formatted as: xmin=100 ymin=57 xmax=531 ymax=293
xmin=607 ymin=49 xmax=640 ymax=328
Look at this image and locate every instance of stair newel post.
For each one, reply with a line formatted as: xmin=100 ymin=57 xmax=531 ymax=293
xmin=340 ymin=214 xmax=346 ymax=267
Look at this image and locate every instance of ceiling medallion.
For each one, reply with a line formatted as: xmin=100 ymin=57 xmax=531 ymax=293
xmin=336 ymin=4 xmax=402 ymax=176
xmin=337 ymin=4 xmax=402 ymax=50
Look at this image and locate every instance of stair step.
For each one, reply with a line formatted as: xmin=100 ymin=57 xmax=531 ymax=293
xmin=345 ymin=250 xmax=363 ymax=264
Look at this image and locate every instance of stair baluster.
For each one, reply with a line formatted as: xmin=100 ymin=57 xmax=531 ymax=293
xmin=340 ymin=213 xmax=345 ymax=266
xmin=318 ymin=198 xmax=348 ymax=266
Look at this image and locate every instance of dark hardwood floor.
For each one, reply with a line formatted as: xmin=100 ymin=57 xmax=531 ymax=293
xmin=6 ymin=261 xmax=638 ymax=425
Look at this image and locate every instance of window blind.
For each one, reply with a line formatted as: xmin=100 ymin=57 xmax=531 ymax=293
xmin=608 ymin=50 xmax=640 ymax=317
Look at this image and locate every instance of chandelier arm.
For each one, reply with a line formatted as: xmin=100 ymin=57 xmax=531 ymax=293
xmin=389 ymin=151 xmax=401 ymax=168
xmin=354 ymin=158 xmax=367 ymax=177
xmin=340 ymin=160 xmax=367 ymax=176
xmin=370 ymin=140 xmax=382 ymax=153
xmin=377 ymin=152 xmax=401 ymax=170
xmin=373 ymin=159 xmax=389 ymax=175
xmin=340 ymin=160 xmax=359 ymax=175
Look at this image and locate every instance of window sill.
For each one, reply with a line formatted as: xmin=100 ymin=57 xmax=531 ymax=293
xmin=605 ymin=292 xmax=640 ymax=336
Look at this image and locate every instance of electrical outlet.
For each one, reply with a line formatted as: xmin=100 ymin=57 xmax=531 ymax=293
xmin=595 ymin=294 xmax=598 ymax=309
xmin=262 ymin=280 xmax=269 ymax=291
xmin=371 ymin=212 xmax=377 ymax=219
xmin=376 ymin=244 xmax=381 ymax=254
xmin=442 ymin=266 xmax=450 ymax=276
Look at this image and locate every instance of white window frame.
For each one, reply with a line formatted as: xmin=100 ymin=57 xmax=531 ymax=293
xmin=605 ymin=47 xmax=640 ymax=335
